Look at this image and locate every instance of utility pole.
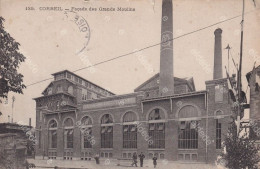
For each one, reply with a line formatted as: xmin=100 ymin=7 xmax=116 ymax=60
xmin=237 ymin=0 xmax=245 ymax=135
xmin=11 ymin=96 xmax=15 ymax=123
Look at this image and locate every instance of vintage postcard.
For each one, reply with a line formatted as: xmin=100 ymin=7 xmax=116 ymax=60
xmin=0 ymin=0 xmax=260 ymax=168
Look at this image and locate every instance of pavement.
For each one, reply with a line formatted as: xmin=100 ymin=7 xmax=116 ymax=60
xmin=27 ymin=158 xmax=226 ymax=169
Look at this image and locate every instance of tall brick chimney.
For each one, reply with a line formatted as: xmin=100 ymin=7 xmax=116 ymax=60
xmin=213 ymin=28 xmax=223 ymax=79
xmin=159 ymin=0 xmax=174 ymax=96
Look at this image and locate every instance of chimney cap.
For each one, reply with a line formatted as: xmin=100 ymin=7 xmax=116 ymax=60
xmin=214 ymin=28 xmax=222 ymax=35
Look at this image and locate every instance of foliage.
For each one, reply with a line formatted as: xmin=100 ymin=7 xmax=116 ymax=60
xmin=0 ymin=16 xmax=26 ymax=100
xmin=221 ymin=120 xmax=260 ymax=169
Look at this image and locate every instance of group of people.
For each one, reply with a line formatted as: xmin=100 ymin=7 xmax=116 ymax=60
xmin=131 ymin=152 xmax=157 ymax=168
xmin=94 ymin=152 xmax=158 ymax=168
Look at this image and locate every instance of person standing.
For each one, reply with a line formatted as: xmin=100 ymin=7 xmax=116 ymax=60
xmin=138 ymin=152 xmax=145 ymax=167
xmin=131 ymin=152 xmax=138 ymax=167
xmin=94 ymin=153 xmax=100 ymax=164
xmin=152 ymin=155 xmax=158 ymax=168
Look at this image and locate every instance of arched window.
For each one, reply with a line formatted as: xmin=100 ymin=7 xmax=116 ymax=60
xmin=149 ymin=108 xmax=165 ymax=120
xmin=123 ymin=112 xmax=137 ymax=149
xmin=64 ymin=118 xmax=74 ymax=149
xmin=57 ymin=85 xmax=62 ymax=93
xmin=178 ymin=105 xmax=199 ymax=149
xmin=178 ymin=105 xmax=198 ymax=118
xmin=82 ymin=116 xmax=92 ymax=125
xmin=68 ymin=86 xmax=73 ymax=95
xmin=48 ymin=119 xmax=57 ymax=149
xmin=148 ymin=108 xmax=165 ymax=149
xmin=101 ymin=114 xmax=113 ymax=148
xmin=215 ymin=110 xmax=223 ymax=117
xmin=80 ymin=116 xmax=93 ymax=148
xmin=123 ymin=111 xmax=137 ymax=122
xmin=101 ymin=114 xmax=113 ymax=124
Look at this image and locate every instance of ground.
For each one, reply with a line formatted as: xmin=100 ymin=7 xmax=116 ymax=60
xmin=28 ymin=159 xmax=225 ymax=169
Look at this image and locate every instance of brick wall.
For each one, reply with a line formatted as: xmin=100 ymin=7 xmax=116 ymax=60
xmin=35 ymin=78 xmax=233 ymax=163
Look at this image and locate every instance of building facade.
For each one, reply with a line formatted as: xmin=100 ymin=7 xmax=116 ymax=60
xmin=247 ymin=65 xmax=260 ymax=120
xmin=247 ymin=65 xmax=260 ymax=142
xmin=34 ymin=70 xmax=232 ymax=163
xmin=34 ymin=0 xmax=234 ymax=163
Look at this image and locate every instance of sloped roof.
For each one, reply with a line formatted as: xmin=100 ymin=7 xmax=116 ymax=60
xmin=51 ymin=70 xmax=115 ymax=95
xmin=41 ymin=78 xmax=76 ymax=95
xmin=134 ymin=73 xmax=195 ymax=92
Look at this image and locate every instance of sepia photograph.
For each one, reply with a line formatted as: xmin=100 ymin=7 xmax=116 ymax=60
xmin=0 ymin=0 xmax=260 ymax=168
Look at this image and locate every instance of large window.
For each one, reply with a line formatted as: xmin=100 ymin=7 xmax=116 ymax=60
xmin=101 ymin=114 xmax=113 ymax=148
xmin=123 ymin=111 xmax=137 ymax=149
xmin=82 ymin=89 xmax=88 ymax=101
xmin=64 ymin=118 xmax=74 ymax=149
xmin=148 ymin=108 xmax=165 ymax=149
xmin=57 ymin=85 xmax=62 ymax=93
xmin=48 ymin=120 xmax=57 ymax=148
xmin=81 ymin=116 xmax=93 ymax=148
xmin=178 ymin=121 xmax=198 ymax=149
xmin=68 ymin=86 xmax=73 ymax=95
xmin=216 ymin=119 xmax=221 ymax=149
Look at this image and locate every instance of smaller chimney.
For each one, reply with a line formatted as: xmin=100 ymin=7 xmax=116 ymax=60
xmin=8 ymin=115 xmax=10 ymax=123
xmin=29 ymin=118 xmax=31 ymax=127
xmin=213 ymin=28 xmax=223 ymax=79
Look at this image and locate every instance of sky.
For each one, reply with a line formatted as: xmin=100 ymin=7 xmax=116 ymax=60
xmin=0 ymin=0 xmax=260 ymax=126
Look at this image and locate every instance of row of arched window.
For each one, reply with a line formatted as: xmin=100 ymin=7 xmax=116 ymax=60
xmin=47 ymin=109 xmax=166 ymax=149
xmin=45 ymin=106 xmax=223 ymax=152
xmin=46 ymin=105 xmax=215 ymax=150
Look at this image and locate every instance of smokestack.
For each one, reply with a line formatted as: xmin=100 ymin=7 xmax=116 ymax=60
xmin=213 ymin=28 xmax=223 ymax=79
xmin=8 ymin=115 xmax=10 ymax=123
xmin=159 ymin=0 xmax=174 ymax=96
xmin=29 ymin=118 xmax=31 ymax=127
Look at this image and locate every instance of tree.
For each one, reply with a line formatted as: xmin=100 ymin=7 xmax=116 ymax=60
xmin=0 ymin=16 xmax=26 ymax=100
xmin=221 ymin=119 xmax=260 ymax=169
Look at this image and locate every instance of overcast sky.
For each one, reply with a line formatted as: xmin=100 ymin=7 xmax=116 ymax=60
xmin=0 ymin=0 xmax=259 ymax=126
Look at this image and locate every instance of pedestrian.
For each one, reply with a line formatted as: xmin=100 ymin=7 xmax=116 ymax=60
xmin=138 ymin=152 xmax=145 ymax=167
xmin=131 ymin=152 xmax=138 ymax=167
xmin=152 ymin=155 xmax=158 ymax=168
xmin=94 ymin=153 xmax=100 ymax=164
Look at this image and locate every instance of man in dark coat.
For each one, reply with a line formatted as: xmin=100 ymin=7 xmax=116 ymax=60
xmin=131 ymin=152 xmax=138 ymax=167
xmin=138 ymin=152 xmax=145 ymax=167
xmin=152 ymin=155 xmax=158 ymax=168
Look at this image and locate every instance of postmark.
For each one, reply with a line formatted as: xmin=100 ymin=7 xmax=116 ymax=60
xmin=64 ymin=10 xmax=91 ymax=55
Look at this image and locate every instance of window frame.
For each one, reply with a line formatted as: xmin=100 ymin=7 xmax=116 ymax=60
xmin=80 ymin=116 xmax=93 ymax=149
xmin=101 ymin=114 xmax=113 ymax=148
xmin=178 ymin=121 xmax=199 ymax=150
xmin=216 ymin=119 xmax=222 ymax=149
xmin=48 ymin=120 xmax=58 ymax=149
xmin=148 ymin=109 xmax=165 ymax=149
xmin=63 ymin=118 xmax=74 ymax=149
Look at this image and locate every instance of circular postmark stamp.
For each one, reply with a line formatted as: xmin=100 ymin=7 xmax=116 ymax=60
xmin=64 ymin=10 xmax=91 ymax=54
